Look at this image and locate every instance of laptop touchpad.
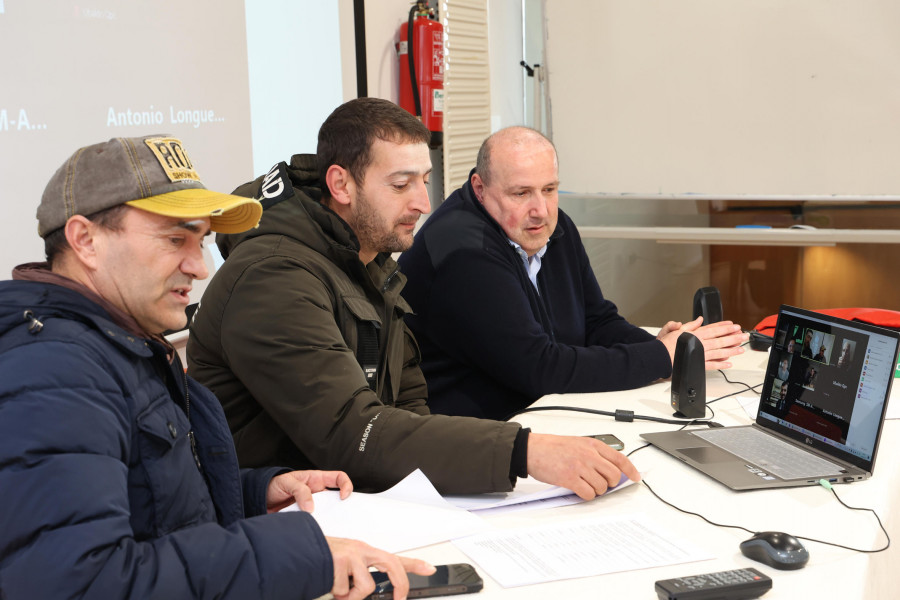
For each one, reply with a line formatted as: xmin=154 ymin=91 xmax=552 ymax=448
xmin=677 ymin=446 xmax=734 ymax=463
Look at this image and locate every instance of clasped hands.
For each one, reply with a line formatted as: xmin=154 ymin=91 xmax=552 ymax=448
xmin=657 ymin=316 xmax=749 ymax=370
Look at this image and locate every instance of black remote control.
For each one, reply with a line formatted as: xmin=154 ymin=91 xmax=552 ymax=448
xmin=655 ymin=567 xmax=772 ymax=600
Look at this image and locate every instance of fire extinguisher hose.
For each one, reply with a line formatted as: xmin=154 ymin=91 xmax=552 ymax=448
xmin=407 ymin=4 xmax=423 ymax=119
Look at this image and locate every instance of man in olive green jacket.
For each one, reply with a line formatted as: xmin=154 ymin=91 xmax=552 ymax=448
xmin=187 ymin=98 xmax=639 ymax=497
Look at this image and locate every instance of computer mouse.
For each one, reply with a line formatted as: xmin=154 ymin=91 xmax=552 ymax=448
xmin=739 ymin=531 xmax=809 ymax=570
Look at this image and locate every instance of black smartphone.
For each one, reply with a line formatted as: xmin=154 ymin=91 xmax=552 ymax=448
xmin=366 ymin=563 xmax=483 ymax=599
xmin=585 ymin=433 xmax=624 ymax=450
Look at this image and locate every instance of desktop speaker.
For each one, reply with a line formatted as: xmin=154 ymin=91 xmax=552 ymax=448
xmin=693 ymin=286 xmax=723 ymax=325
xmin=671 ymin=332 xmax=706 ymax=419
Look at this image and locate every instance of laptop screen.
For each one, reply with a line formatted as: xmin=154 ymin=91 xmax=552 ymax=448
xmin=757 ymin=306 xmax=899 ymax=472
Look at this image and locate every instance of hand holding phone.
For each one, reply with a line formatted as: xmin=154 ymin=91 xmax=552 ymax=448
xmin=367 ymin=563 xmax=483 ymax=599
xmin=329 ymin=537 xmax=434 ymax=600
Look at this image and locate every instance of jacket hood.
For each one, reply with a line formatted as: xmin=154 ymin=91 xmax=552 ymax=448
xmin=0 ymin=279 xmax=154 ymax=358
xmin=0 ymin=280 xmax=91 ymax=335
xmin=215 ymin=154 xmax=361 ymax=265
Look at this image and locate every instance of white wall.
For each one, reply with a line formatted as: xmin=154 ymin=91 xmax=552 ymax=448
xmin=544 ymin=0 xmax=900 ymax=197
xmin=245 ymin=0 xmax=344 ymax=174
xmin=356 ymin=0 xmax=448 ymax=206
xmin=487 ymin=0 xmax=525 ymax=132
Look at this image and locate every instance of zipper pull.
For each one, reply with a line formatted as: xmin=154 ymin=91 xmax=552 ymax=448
xmin=23 ymin=310 xmax=44 ymax=334
xmin=188 ymin=430 xmax=202 ymax=470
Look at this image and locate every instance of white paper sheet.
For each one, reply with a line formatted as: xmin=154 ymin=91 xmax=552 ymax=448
xmin=453 ymin=513 xmax=713 ymax=588
xmin=737 ymin=395 xmax=760 ymax=420
xmin=282 ymin=469 xmax=490 ymax=553
xmin=444 ymin=472 xmax=635 ymax=516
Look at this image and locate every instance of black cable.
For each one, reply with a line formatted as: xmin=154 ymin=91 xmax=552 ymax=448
xmin=717 ymin=369 xmax=764 ymax=393
xmin=640 ymin=478 xmax=890 ymax=554
xmin=624 ymin=372 xmax=889 ymax=553
xmin=643 ymin=480 xmax=756 ymax=535
xmin=802 ymin=484 xmax=891 ymax=553
xmin=625 ymin=416 xmax=700 ymax=459
xmin=504 ymin=375 xmax=772 ymax=424
xmin=706 ymin=385 xmax=762 ymax=406
xmin=406 ymin=4 xmax=423 ymax=118
xmin=505 ymin=405 xmax=721 ymax=428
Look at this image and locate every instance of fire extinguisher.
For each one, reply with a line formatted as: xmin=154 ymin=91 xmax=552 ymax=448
xmin=397 ymin=1 xmax=443 ymax=148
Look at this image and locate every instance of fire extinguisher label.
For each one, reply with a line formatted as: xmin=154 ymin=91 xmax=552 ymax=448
xmin=432 ymin=89 xmax=444 ymax=114
xmin=397 ymin=40 xmax=408 ymax=56
xmin=432 ymin=31 xmax=444 ymax=81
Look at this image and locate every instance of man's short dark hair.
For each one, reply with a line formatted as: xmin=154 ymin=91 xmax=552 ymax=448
xmin=475 ymin=126 xmax=557 ymax=187
xmin=317 ymin=98 xmax=431 ymax=199
xmin=44 ymin=204 xmax=129 ymax=266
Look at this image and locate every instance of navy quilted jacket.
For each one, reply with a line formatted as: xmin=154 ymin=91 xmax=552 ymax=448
xmin=0 ymin=279 xmax=332 ymax=599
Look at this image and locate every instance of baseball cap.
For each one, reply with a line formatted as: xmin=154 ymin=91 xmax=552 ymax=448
xmin=37 ymin=135 xmax=262 ymax=237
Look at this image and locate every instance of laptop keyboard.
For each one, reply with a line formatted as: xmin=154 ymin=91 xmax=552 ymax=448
xmin=692 ymin=427 xmax=844 ymax=480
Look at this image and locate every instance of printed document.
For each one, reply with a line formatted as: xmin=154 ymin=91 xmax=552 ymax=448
xmin=453 ymin=513 xmax=712 ymax=587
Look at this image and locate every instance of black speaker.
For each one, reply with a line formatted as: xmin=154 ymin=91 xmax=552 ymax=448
xmin=671 ymin=332 xmax=706 ymax=419
xmin=692 ymin=286 xmax=723 ymax=325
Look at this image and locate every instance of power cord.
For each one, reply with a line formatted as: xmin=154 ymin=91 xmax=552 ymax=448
xmin=623 ymin=377 xmax=891 ymax=554
xmin=640 ymin=478 xmax=890 ymax=554
xmin=505 ymin=372 xmax=763 ymax=425
xmin=504 ymin=405 xmax=720 ymax=427
xmin=716 ymin=369 xmax=764 ymax=395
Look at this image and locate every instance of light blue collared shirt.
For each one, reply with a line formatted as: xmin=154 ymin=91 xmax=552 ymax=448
xmin=509 ymin=240 xmax=548 ymax=292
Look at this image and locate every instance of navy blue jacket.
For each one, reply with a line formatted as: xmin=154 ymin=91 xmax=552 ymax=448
xmin=398 ymin=172 xmax=673 ymax=420
xmin=0 ymin=279 xmax=332 ymax=599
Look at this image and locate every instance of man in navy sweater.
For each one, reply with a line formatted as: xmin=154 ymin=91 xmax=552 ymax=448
xmin=399 ymin=127 xmax=747 ymax=420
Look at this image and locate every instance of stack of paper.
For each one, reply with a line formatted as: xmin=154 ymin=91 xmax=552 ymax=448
xmin=282 ymin=469 xmax=489 ymax=552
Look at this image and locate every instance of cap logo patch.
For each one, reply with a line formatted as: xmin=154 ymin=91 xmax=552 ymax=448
xmin=144 ymin=137 xmax=201 ymax=183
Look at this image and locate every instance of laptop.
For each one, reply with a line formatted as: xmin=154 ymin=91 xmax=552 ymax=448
xmin=641 ymin=305 xmax=899 ymax=490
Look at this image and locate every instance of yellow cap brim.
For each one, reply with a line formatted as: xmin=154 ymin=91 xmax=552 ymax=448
xmin=126 ymin=188 xmax=262 ymax=234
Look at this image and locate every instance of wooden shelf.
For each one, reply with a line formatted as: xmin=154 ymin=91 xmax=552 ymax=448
xmin=577 ymin=226 xmax=900 ymax=246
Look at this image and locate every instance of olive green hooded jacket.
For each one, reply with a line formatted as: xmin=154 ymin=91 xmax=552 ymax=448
xmin=187 ymin=155 xmax=521 ymax=493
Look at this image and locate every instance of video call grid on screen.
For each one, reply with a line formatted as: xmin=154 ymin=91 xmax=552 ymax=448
xmin=761 ymin=307 xmax=897 ymax=470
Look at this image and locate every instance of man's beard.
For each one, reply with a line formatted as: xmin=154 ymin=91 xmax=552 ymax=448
xmin=350 ymin=189 xmax=416 ymax=254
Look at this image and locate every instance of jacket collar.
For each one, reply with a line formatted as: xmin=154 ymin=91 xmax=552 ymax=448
xmin=1 ymin=275 xmax=158 ymax=358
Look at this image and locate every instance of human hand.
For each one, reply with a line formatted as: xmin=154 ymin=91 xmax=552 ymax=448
xmin=526 ymin=433 xmax=641 ymax=500
xmin=266 ymin=470 xmax=353 ymax=513
xmin=328 ymin=537 xmax=436 ymax=600
xmin=656 ymin=320 xmax=683 ymax=340
xmin=658 ymin=316 xmax=748 ymax=370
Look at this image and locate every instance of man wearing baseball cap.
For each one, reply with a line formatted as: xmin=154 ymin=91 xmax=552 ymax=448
xmin=0 ymin=135 xmax=432 ymax=599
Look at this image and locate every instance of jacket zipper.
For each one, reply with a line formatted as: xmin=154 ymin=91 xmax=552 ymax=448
xmin=181 ymin=369 xmax=202 ymax=471
xmin=381 ymin=265 xmax=399 ymax=293
xmin=377 ymin=264 xmax=400 ymax=403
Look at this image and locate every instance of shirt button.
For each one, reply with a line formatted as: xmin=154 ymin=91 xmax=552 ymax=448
xmin=167 ymin=422 xmax=177 ymax=438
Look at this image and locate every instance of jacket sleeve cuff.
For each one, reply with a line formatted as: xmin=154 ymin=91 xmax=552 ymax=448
xmin=509 ymin=427 xmax=530 ymax=482
xmin=241 ymin=466 xmax=292 ymax=517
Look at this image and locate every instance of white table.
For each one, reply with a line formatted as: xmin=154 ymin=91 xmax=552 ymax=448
xmin=406 ymin=348 xmax=900 ymax=598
